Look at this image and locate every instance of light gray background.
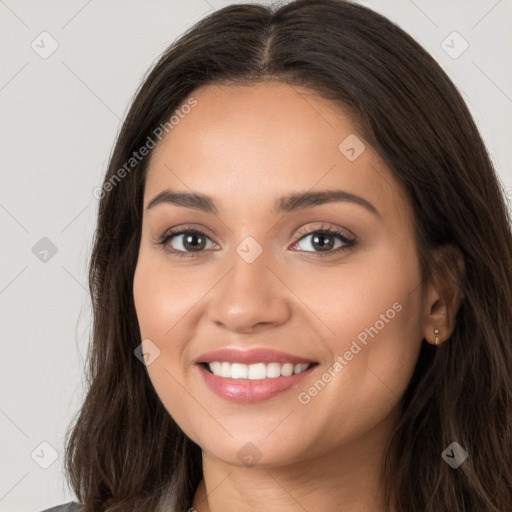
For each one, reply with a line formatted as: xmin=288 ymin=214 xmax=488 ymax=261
xmin=1 ymin=1 xmax=511 ymax=511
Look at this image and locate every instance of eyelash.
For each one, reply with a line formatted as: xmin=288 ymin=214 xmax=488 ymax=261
xmin=155 ymin=223 xmax=356 ymax=259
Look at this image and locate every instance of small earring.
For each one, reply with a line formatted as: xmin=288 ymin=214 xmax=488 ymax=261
xmin=434 ymin=328 xmax=440 ymax=345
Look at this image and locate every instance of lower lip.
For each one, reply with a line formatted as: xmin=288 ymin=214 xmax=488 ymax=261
xmin=197 ymin=363 xmax=317 ymax=403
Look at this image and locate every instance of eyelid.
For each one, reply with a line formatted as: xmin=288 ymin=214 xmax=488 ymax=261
xmin=154 ymin=223 xmax=215 ymax=244
xmin=292 ymin=222 xmax=356 ymax=242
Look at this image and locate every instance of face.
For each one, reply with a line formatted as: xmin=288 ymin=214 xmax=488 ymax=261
xmin=133 ymin=81 xmax=426 ymax=468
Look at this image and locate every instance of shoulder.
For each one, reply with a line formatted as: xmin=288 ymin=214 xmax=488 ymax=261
xmin=39 ymin=502 xmax=83 ymax=512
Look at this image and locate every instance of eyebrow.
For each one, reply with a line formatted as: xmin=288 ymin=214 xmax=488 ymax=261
xmin=146 ymin=188 xmax=381 ymax=218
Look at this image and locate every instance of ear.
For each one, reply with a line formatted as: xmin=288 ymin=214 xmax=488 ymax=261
xmin=422 ymin=244 xmax=465 ymax=346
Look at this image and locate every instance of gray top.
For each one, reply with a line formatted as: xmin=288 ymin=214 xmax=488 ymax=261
xmin=39 ymin=502 xmax=82 ymax=512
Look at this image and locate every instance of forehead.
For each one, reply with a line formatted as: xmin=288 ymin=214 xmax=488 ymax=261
xmin=144 ymin=81 xmax=409 ymax=221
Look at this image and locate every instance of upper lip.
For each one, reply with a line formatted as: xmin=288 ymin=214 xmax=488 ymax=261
xmin=196 ymin=348 xmax=317 ymax=365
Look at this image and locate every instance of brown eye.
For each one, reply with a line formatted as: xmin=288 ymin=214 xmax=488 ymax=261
xmin=293 ymin=228 xmax=354 ymax=255
xmin=308 ymin=232 xmax=336 ymax=251
xmin=159 ymin=229 xmax=216 ymax=257
xmin=180 ymin=232 xmax=207 ymax=251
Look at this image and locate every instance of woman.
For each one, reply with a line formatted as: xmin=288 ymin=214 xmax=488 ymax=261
xmin=43 ymin=0 xmax=512 ymax=510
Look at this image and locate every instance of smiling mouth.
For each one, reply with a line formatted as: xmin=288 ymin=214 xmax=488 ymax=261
xmin=200 ymin=361 xmax=318 ymax=380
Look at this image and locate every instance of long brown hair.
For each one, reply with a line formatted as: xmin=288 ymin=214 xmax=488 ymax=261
xmin=64 ymin=1 xmax=512 ymax=510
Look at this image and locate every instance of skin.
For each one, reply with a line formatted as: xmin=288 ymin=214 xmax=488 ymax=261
xmin=132 ymin=81 xmax=463 ymax=512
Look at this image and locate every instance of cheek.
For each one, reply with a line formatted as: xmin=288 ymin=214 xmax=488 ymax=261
xmin=289 ymin=244 xmax=423 ymax=352
xmin=133 ymin=251 xmax=202 ymax=343
xmin=293 ymin=247 xmax=423 ymax=428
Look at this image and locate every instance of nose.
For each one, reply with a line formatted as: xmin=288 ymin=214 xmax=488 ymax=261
xmin=207 ymin=249 xmax=291 ymax=335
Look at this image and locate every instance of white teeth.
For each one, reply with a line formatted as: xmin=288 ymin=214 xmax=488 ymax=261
xmin=207 ymin=361 xmax=312 ymax=379
xmin=266 ymin=362 xmax=281 ymax=378
xmin=294 ymin=363 xmax=310 ymax=374
xmin=248 ymin=363 xmax=267 ymax=380
xmin=231 ymin=363 xmax=248 ymax=379
xmin=220 ymin=362 xmax=231 ymax=378
xmin=281 ymin=363 xmax=294 ymax=376
xmin=209 ymin=361 xmax=222 ymax=375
